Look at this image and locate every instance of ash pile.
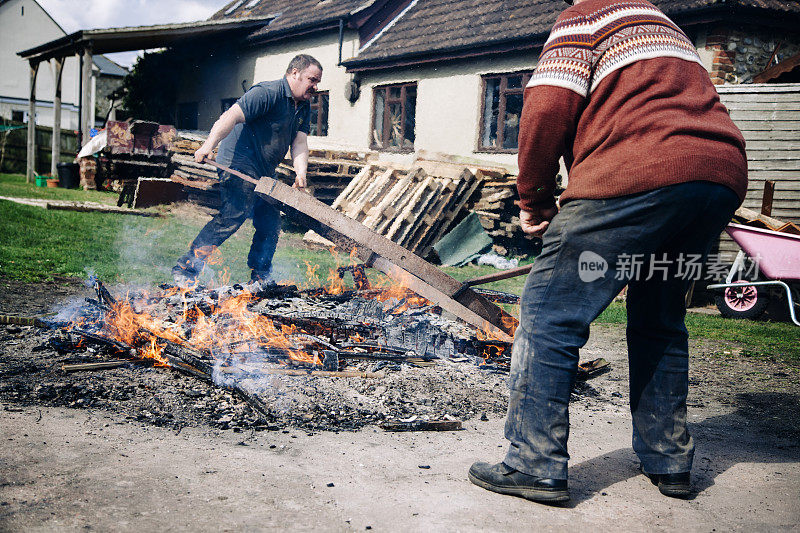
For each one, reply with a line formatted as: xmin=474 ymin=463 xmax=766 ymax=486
xmin=19 ymin=268 xmax=527 ymax=432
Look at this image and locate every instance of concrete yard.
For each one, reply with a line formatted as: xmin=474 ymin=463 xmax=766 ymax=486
xmin=2 ymin=320 xmax=798 ymax=532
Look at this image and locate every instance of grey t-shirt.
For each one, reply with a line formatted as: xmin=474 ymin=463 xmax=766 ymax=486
xmin=216 ymin=77 xmax=310 ymax=179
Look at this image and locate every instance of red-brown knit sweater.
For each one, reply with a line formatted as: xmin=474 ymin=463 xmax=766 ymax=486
xmin=517 ymin=0 xmax=748 ymax=212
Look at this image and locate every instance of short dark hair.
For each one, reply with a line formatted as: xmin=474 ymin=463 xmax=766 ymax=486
xmin=286 ymin=54 xmax=322 ymax=74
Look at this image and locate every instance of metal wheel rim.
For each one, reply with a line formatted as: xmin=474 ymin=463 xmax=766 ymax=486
xmin=723 ymin=282 xmax=758 ymax=311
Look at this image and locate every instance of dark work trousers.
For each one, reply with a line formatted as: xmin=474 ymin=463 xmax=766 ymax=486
xmin=174 ymin=170 xmax=281 ymax=281
xmin=503 ymin=181 xmax=740 ymax=480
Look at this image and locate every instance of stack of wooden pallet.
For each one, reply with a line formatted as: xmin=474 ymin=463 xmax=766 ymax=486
xmin=275 ymin=149 xmax=370 ymax=205
xmin=304 ymin=159 xmax=494 ymax=258
xmin=169 ymin=133 xmax=218 ymax=191
xmin=469 ymin=175 xmax=525 ymax=254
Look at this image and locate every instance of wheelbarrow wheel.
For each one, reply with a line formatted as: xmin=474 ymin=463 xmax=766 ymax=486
xmin=715 ymin=281 xmax=769 ymax=320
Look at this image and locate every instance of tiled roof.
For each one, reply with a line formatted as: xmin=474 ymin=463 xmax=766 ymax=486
xmin=351 ymin=0 xmax=560 ymax=64
xmin=211 ymin=0 xmax=367 ymax=41
xmin=345 ymin=0 xmax=800 ymax=67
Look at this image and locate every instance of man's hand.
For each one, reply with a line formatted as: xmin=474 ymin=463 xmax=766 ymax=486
xmin=520 ymin=205 xmax=558 ymax=236
xmin=194 ymin=142 xmax=215 ymax=163
xmin=292 ymin=174 xmax=308 ymax=190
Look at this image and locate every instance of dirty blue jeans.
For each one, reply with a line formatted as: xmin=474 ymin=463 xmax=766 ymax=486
xmin=174 ymin=170 xmax=281 ymax=281
xmin=504 ymin=181 xmax=740 ymax=480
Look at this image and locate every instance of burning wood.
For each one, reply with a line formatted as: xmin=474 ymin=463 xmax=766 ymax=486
xmin=380 ymin=418 xmax=463 ymax=432
xmin=27 ymin=247 xmax=613 ymax=433
xmin=40 ymin=255 xmax=524 ymax=428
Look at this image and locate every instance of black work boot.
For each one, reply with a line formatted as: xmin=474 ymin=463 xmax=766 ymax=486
xmin=641 ymin=468 xmax=691 ymax=498
xmin=468 ymin=462 xmax=569 ymax=503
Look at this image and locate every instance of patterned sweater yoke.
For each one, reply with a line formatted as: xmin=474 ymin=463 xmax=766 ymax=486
xmin=529 ymin=0 xmax=703 ymax=97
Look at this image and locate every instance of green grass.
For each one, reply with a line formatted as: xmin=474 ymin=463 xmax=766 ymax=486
xmin=595 ymin=301 xmax=799 ymax=363
xmin=1 ymin=171 xmax=798 ymax=364
xmin=0 ymin=172 xmax=118 ymax=204
xmin=0 ymin=172 xmax=345 ymax=285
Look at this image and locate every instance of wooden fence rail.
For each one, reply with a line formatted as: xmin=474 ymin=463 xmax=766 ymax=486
xmin=0 ymin=123 xmax=78 ymax=175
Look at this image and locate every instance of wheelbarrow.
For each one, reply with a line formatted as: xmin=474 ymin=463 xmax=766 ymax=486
xmin=707 ymin=223 xmax=800 ymax=326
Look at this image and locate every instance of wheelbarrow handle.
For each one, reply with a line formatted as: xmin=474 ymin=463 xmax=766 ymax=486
xmin=464 ymin=264 xmax=533 ymax=287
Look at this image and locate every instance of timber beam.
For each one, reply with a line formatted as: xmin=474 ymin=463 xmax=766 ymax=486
xmin=205 ymin=160 xmax=516 ymax=342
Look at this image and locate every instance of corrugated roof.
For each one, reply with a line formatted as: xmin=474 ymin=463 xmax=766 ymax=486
xmin=18 ymin=17 xmax=274 ymax=61
xmin=345 ymin=0 xmax=800 ymax=69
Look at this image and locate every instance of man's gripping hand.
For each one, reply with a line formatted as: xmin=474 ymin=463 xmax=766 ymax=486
xmin=292 ymin=174 xmax=307 ymax=190
xmin=194 ymin=143 xmax=215 ymax=164
xmin=520 ymin=204 xmax=558 ymax=236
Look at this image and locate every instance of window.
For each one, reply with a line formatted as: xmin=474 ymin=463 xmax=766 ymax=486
xmin=176 ymin=102 xmax=198 ymax=130
xmin=309 ymin=91 xmax=329 ymax=136
xmin=11 ymin=110 xmax=24 ymax=123
xmin=221 ymin=98 xmax=237 ymax=114
xmin=479 ymin=72 xmax=532 ymax=151
xmin=371 ymin=83 xmax=416 ymax=151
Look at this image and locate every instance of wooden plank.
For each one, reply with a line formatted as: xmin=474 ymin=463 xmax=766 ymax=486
xmin=717 ymin=83 xmax=800 ymax=94
xmin=741 ymin=130 xmax=800 ymax=141
xmin=730 ymin=109 xmax=800 ymax=123
xmin=375 ymin=168 xmax=426 ymax=234
xmin=346 ymin=168 xmax=396 ymax=220
xmin=384 ymin=175 xmax=436 ymax=242
xmin=406 ymin=179 xmax=459 ymax=253
xmin=419 ymin=169 xmax=482 ymax=257
xmin=405 ymin=177 xmax=457 ymax=253
xmin=362 ymin=170 xmax=420 ymax=231
xmin=747 ymin=159 xmax=800 ymax=171
xmin=761 ymin=180 xmax=775 ymax=216
xmin=719 ymin=92 xmax=800 ymax=101
xmin=205 ymin=160 xmax=514 ymax=340
xmin=724 ymin=101 xmax=800 ymax=111
xmin=745 ymin=149 xmax=800 ymax=160
xmin=745 ymin=170 xmax=800 ymax=180
xmin=746 ymin=176 xmax=800 ymax=188
xmin=729 ymin=110 xmax=800 ymax=121
xmin=414 ymin=149 xmax=513 ymax=174
xmin=734 ymin=120 xmax=800 ymax=131
xmin=744 ymin=190 xmax=800 ymax=200
xmin=330 ymin=164 xmax=373 ymax=211
xmin=397 ymin=178 xmax=443 ymax=247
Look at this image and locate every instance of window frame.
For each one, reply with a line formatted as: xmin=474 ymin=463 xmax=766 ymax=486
xmin=309 ymin=90 xmax=329 ymax=137
xmin=370 ymin=82 xmax=417 ymax=153
xmin=476 ymin=71 xmax=532 ymax=154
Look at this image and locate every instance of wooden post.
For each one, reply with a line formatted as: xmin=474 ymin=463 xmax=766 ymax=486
xmin=760 ymin=180 xmax=775 ymax=217
xmin=26 ymin=61 xmax=39 ymax=183
xmin=80 ymin=45 xmax=93 ymax=146
xmin=50 ymin=57 xmax=65 ymax=177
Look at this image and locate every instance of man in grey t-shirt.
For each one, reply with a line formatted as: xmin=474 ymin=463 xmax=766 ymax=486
xmin=172 ymin=54 xmax=322 ymax=286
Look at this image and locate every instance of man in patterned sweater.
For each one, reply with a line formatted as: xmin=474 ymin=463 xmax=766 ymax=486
xmin=469 ymin=0 xmax=747 ymax=503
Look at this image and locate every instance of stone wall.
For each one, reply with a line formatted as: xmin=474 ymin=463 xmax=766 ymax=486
xmin=706 ymin=25 xmax=800 ymax=84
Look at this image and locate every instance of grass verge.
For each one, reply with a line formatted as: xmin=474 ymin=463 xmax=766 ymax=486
xmin=596 ymin=302 xmax=799 ymax=364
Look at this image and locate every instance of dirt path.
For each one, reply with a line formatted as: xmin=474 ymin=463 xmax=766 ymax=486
xmin=1 ymin=281 xmax=799 ymax=531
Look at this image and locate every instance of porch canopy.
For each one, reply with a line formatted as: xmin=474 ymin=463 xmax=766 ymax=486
xmin=16 ymin=16 xmax=274 ymax=182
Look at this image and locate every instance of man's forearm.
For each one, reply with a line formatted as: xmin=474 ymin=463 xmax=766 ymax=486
xmin=195 ymin=104 xmax=245 ymax=162
xmin=291 ymin=132 xmax=309 ymax=188
xmin=517 ymin=86 xmax=583 ymax=210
